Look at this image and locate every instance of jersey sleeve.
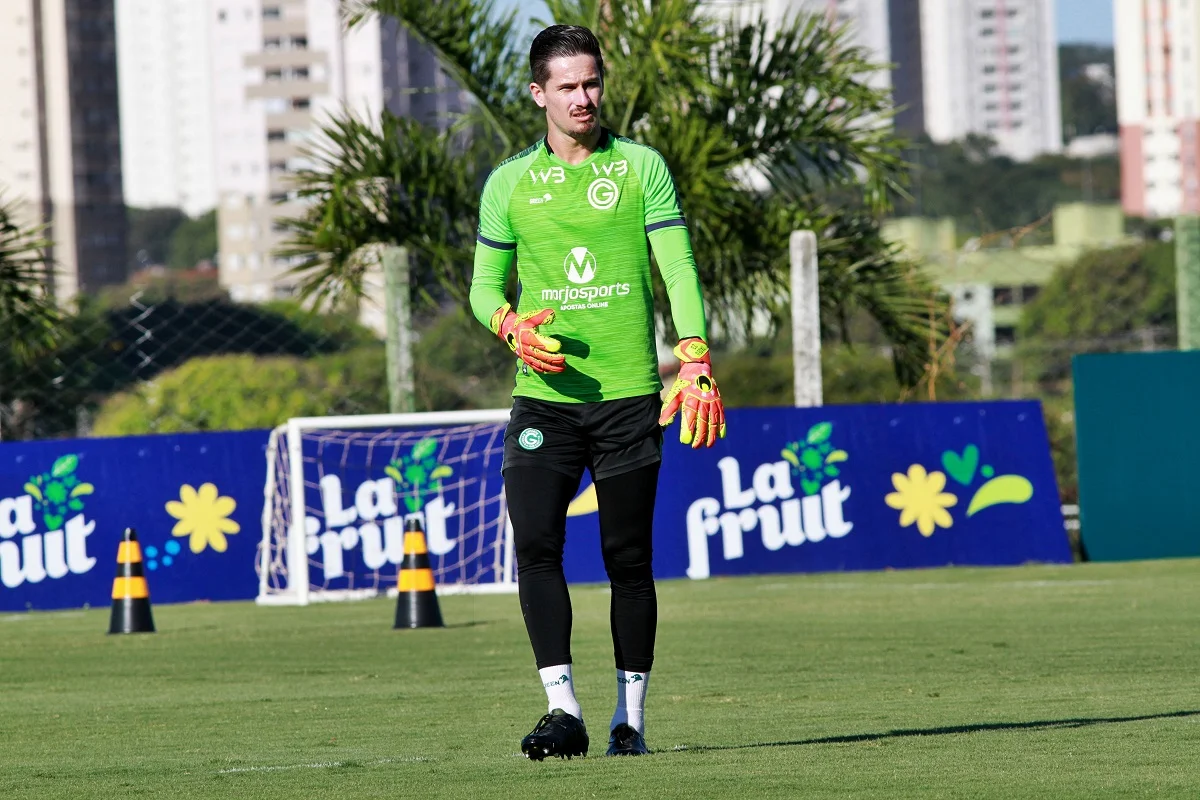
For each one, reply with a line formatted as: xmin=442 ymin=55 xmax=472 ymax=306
xmin=469 ymin=243 xmax=514 ymax=330
xmin=476 ymin=166 xmax=517 ymax=251
xmin=630 ymin=145 xmax=686 ymax=233
xmin=649 ymin=225 xmax=708 ymax=341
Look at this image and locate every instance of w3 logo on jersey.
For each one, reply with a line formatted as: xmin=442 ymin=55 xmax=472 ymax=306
xmin=529 ymin=166 xmax=566 ymax=184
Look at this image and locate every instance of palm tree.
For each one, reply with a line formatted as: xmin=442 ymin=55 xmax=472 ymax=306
xmin=0 ymin=195 xmax=62 ymax=439
xmin=284 ymin=0 xmax=950 ymax=385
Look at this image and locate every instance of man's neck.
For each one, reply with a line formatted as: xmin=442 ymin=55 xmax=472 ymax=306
xmin=545 ymin=126 xmax=603 ymax=165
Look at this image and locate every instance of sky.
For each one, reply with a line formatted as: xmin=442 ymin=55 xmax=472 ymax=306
xmin=509 ymin=1 xmax=1115 ymax=45
xmin=1058 ymin=0 xmax=1114 ymax=44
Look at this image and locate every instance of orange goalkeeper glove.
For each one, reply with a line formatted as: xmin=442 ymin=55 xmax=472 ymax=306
xmin=489 ymin=303 xmax=565 ymax=374
xmin=658 ymin=337 xmax=726 ymax=448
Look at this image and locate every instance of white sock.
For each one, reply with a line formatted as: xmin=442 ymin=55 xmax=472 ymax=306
xmin=610 ymin=669 xmax=649 ymax=733
xmin=539 ymin=664 xmax=582 ymax=721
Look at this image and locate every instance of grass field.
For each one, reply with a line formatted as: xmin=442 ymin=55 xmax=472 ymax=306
xmin=4 ymin=559 xmax=1200 ymax=799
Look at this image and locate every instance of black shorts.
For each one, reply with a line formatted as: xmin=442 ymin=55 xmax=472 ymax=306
xmin=502 ymin=393 xmax=663 ymax=482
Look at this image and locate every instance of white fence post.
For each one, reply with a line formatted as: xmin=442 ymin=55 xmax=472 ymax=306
xmin=790 ymin=230 xmax=822 ymax=408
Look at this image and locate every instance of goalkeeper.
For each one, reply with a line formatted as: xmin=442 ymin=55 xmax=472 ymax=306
xmin=469 ymin=24 xmax=725 ymax=761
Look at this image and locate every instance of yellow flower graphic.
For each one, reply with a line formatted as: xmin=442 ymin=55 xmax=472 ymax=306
xmin=885 ymin=464 xmax=958 ymax=537
xmin=166 ymin=483 xmax=240 ymax=553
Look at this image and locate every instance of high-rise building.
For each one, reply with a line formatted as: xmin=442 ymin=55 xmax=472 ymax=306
xmin=1115 ymin=0 xmax=1200 ymax=219
xmin=0 ymin=0 xmax=128 ymax=300
xmin=917 ymin=0 xmax=1061 ymax=161
xmin=887 ymin=0 xmax=925 ymax=135
xmin=212 ymin=0 xmax=467 ymax=303
xmin=115 ymin=0 xmax=217 ymax=217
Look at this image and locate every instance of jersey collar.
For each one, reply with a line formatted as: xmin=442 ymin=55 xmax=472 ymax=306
xmin=542 ymin=128 xmax=611 ymax=161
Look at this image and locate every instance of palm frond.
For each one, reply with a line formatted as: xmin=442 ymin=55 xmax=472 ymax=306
xmin=0 ymin=198 xmax=60 ymax=363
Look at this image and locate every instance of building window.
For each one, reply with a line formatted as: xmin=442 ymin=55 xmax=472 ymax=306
xmin=995 ymin=326 xmax=1016 ymax=346
xmin=292 ymin=97 xmax=310 ymax=110
xmin=263 ymin=6 xmax=281 ymax=19
xmin=218 ymin=9 xmax=226 ymax=22
xmin=981 ymin=27 xmax=994 ymax=36
xmin=267 ymin=129 xmax=285 ymax=141
xmin=1021 ymin=285 xmax=1041 ymax=303
xmin=993 ymin=286 xmax=1015 ymax=306
xmin=264 ymin=37 xmax=282 ymax=51
xmin=291 ymin=36 xmax=308 ymax=49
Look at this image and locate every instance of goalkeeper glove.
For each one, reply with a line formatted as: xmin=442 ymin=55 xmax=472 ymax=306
xmin=658 ymin=337 xmax=726 ymax=448
xmin=489 ymin=303 xmax=566 ymax=374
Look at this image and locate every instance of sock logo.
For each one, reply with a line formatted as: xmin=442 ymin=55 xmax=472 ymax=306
xmin=543 ymin=674 xmax=570 ymax=688
xmin=618 ymin=674 xmax=644 ymax=684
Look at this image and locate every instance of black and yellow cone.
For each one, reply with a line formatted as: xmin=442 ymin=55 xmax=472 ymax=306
xmin=394 ymin=518 xmax=444 ymax=629
xmin=108 ymin=527 xmax=156 ymax=634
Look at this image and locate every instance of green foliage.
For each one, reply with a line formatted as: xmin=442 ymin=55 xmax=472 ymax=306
xmin=296 ymin=0 xmax=949 ymax=386
xmin=168 ymin=210 xmax=218 ymax=268
xmin=126 ymin=207 xmax=188 ymax=267
xmin=0 ymin=197 xmax=61 ymax=367
xmin=410 ymin=307 xmax=517 ymax=412
xmin=713 ymin=343 xmax=978 ymax=408
xmin=895 ymin=136 xmax=1119 ymax=239
xmin=1059 ymin=44 xmax=1116 ymax=141
xmin=93 ymin=349 xmax=389 ymax=435
xmin=1 ymin=298 xmax=379 ymax=440
xmin=1018 ymin=243 xmax=1176 ymax=386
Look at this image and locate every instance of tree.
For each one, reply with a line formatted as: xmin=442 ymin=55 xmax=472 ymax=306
xmin=1017 ymin=243 xmax=1176 ymax=389
xmin=1059 ymin=44 xmax=1116 ymax=142
xmin=895 ymin=135 xmax=1120 ymax=239
xmin=0 ymin=197 xmax=60 ymax=367
xmin=168 ymin=210 xmax=218 ymax=269
xmin=282 ymin=0 xmax=951 ymax=387
xmin=126 ymin=207 xmax=187 ymax=268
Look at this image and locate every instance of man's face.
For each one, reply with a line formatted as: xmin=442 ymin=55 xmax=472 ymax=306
xmin=530 ymin=54 xmax=603 ymax=140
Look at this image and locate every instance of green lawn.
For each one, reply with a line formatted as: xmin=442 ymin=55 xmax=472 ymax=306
xmin=3 ymin=559 xmax=1199 ymax=799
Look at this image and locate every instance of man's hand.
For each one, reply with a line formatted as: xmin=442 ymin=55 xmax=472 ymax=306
xmin=658 ymin=337 xmax=726 ymax=448
xmin=489 ymin=303 xmax=566 ymax=374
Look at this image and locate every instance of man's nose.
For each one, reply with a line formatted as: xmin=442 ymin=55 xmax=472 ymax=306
xmin=571 ymin=87 xmax=591 ymax=107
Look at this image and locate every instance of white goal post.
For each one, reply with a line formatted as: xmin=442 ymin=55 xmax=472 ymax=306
xmin=257 ymin=409 xmax=517 ymax=606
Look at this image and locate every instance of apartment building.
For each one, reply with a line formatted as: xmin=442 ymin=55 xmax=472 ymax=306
xmin=1115 ymin=0 xmax=1200 ymax=218
xmin=0 ymin=0 xmax=127 ymax=300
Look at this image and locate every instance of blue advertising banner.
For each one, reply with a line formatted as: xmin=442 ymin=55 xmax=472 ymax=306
xmin=560 ymin=400 xmax=1070 ymax=583
xmin=1 ymin=400 xmax=1069 ymax=612
xmin=0 ymin=430 xmax=268 ymax=612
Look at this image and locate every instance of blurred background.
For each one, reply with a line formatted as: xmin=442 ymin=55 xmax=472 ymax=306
xmin=0 ymin=0 xmax=1168 ymax=512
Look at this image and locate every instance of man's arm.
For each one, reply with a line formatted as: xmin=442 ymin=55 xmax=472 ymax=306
xmin=469 ymin=166 xmax=565 ymax=373
xmin=648 ymin=225 xmax=707 ymax=341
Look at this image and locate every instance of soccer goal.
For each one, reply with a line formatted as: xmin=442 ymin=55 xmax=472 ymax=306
xmin=256 ymin=410 xmax=516 ymax=605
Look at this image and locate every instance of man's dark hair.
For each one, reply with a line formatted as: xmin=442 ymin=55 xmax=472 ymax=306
xmin=529 ymin=25 xmax=604 ymax=86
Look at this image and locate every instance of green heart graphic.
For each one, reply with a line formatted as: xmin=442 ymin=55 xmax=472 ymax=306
xmin=942 ymin=445 xmax=980 ymax=486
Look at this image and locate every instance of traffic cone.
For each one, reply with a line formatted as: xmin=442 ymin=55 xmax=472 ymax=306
xmin=394 ymin=517 xmax=444 ymax=629
xmin=108 ymin=527 xmax=155 ymax=634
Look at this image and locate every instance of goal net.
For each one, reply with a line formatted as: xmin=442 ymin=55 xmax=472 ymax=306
xmin=256 ymin=410 xmax=514 ymax=605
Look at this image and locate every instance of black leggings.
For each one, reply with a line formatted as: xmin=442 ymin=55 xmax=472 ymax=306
xmin=505 ymin=463 xmax=659 ymax=673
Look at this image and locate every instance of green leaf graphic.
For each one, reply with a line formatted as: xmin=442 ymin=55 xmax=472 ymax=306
xmin=430 ymin=465 xmax=452 ymax=480
xmin=801 ymin=447 xmax=823 ymax=470
xmin=806 ymin=422 xmax=832 ymax=445
xmin=24 ymin=483 xmax=43 ymax=502
xmin=68 ymin=499 xmax=84 ymax=511
xmin=51 ymin=455 xmax=78 ymax=478
xmin=801 ymin=478 xmax=822 ymax=496
xmin=70 ymin=483 xmax=94 ymax=497
xmin=824 ymin=466 xmax=840 ymax=477
xmin=780 ymin=449 xmax=801 ymax=468
xmin=44 ymin=514 xmax=63 ymax=531
xmin=966 ymin=475 xmax=1034 ymax=517
xmin=384 ymin=465 xmax=404 ymax=485
xmin=411 ymin=438 xmax=438 ymax=462
xmin=826 ymin=450 xmax=849 ymax=464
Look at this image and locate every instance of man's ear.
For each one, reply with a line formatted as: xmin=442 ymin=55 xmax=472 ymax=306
xmin=529 ymin=82 xmax=546 ymax=108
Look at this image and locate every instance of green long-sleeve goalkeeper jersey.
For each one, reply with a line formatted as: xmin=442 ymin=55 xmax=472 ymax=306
xmin=469 ymin=129 xmax=707 ymax=403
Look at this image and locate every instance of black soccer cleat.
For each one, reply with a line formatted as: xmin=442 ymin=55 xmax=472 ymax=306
xmin=521 ymin=709 xmax=589 ymax=761
xmin=605 ymin=723 xmax=649 ymax=756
